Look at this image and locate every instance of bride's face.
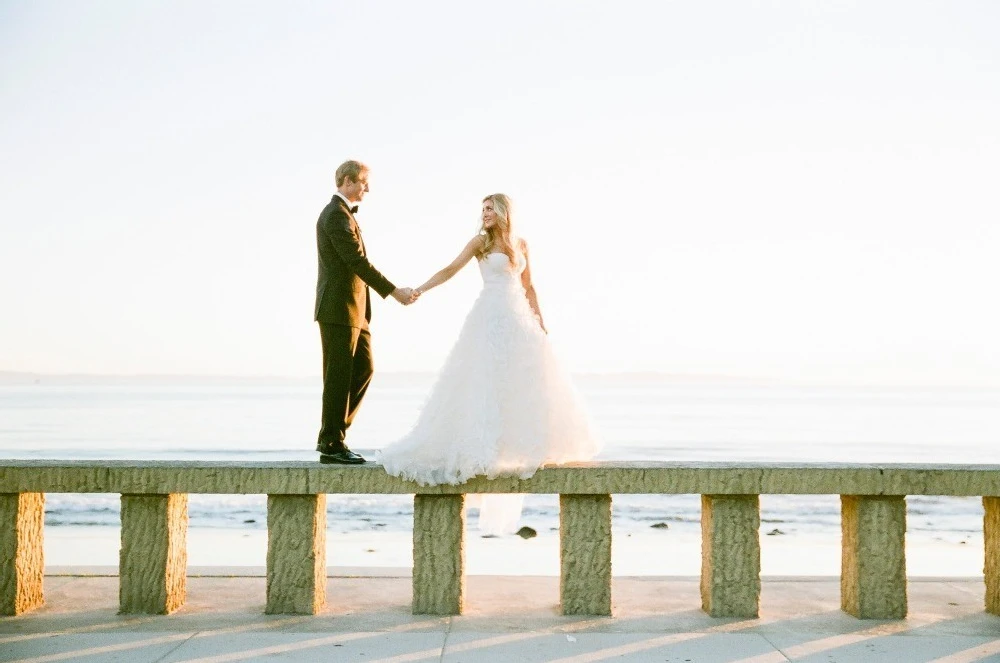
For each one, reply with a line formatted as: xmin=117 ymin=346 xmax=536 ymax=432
xmin=482 ymin=200 xmax=498 ymax=228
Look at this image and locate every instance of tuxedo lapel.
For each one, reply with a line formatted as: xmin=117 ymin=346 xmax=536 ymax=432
xmin=332 ymin=194 xmax=353 ymax=216
xmin=333 ymin=195 xmax=366 ymax=255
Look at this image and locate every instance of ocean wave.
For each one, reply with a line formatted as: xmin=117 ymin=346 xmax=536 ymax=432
xmin=37 ymin=492 xmax=984 ymax=538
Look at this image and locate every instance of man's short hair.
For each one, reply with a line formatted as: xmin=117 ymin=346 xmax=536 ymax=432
xmin=336 ymin=160 xmax=369 ymax=187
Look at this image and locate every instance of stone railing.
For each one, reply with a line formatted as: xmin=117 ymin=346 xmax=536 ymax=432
xmin=2 ymin=460 xmax=999 ymax=621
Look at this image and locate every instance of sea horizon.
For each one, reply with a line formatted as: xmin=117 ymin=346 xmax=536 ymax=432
xmin=3 ymin=369 xmax=998 ymax=390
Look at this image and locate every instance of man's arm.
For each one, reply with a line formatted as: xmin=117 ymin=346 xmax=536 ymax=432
xmin=323 ymin=212 xmax=396 ymax=298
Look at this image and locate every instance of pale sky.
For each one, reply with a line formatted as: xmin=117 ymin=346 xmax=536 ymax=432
xmin=1 ymin=1 xmax=998 ymax=385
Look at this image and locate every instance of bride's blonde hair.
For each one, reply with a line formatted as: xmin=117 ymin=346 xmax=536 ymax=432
xmin=478 ymin=193 xmax=518 ymax=265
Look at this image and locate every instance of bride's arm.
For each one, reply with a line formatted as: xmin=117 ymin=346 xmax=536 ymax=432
xmin=416 ymin=235 xmax=484 ymax=294
xmin=519 ymin=239 xmax=547 ymax=333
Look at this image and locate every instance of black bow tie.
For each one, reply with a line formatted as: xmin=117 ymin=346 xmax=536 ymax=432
xmin=349 ymin=205 xmax=359 ymax=214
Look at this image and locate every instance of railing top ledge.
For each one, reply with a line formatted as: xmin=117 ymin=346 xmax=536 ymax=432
xmin=1 ymin=460 xmax=999 ymax=496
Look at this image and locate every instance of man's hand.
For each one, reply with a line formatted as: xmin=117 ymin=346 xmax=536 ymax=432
xmin=391 ymin=287 xmax=420 ymax=306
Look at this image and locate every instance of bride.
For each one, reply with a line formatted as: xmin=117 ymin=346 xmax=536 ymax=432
xmin=379 ymin=193 xmax=600 ymax=534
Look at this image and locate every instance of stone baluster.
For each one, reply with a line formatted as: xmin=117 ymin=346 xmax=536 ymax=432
xmin=412 ymin=494 xmax=465 ymax=614
xmin=700 ymin=494 xmax=761 ymax=618
xmin=0 ymin=492 xmax=45 ymax=615
xmin=985 ymin=496 xmax=1000 ymax=615
xmin=266 ymin=494 xmax=327 ymax=614
xmin=119 ymin=493 xmax=188 ymax=614
xmin=560 ymin=494 xmax=612 ymax=615
xmin=840 ymin=495 xmax=907 ymax=619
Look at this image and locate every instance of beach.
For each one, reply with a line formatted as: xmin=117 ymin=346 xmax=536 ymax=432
xmin=44 ymin=523 xmax=985 ymax=578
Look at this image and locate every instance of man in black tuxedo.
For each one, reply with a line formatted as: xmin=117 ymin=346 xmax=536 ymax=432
xmin=314 ymin=160 xmax=417 ymax=464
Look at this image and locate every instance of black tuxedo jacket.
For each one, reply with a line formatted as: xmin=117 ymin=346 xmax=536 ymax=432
xmin=314 ymin=195 xmax=396 ymax=329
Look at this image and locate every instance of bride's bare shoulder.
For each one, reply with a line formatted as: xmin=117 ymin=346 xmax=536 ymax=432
xmin=460 ymin=233 xmax=486 ymax=258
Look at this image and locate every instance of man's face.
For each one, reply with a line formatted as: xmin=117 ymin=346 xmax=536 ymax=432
xmin=343 ymin=172 xmax=370 ymax=202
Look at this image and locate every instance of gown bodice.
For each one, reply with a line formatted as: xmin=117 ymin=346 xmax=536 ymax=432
xmin=478 ymin=252 xmax=525 ymax=288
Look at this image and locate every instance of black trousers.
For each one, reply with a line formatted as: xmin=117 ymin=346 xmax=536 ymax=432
xmin=318 ymin=323 xmax=373 ymax=452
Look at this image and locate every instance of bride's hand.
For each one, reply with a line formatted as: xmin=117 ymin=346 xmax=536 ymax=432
xmin=391 ymin=287 xmax=419 ymax=305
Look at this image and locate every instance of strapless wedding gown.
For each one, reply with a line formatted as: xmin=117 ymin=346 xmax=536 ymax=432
xmin=379 ymin=251 xmax=601 ymax=534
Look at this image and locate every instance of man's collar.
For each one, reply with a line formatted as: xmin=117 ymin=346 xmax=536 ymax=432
xmin=333 ymin=191 xmax=359 ymax=214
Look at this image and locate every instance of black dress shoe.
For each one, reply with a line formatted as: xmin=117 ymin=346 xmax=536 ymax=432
xmin=319 ymin=449 xmax=366 ymax=465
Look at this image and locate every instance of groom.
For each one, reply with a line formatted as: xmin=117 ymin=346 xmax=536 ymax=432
xmin=314 ymin=160 xmax=418 ymax=464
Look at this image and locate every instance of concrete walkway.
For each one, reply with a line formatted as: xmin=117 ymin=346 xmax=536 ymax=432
xmin=2 ymin=569 xmax=1000 ymax=662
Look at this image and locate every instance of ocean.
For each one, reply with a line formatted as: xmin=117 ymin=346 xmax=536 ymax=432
xmin=2 ymin=373 xmax=998 ymax=561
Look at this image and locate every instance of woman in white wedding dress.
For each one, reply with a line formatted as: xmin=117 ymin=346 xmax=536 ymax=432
xmin=379 ymin=194 xmax=600 ymax=534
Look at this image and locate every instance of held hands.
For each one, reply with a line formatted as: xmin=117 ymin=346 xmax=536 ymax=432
xmin=391 ymin=287 xmax=421 ymax=306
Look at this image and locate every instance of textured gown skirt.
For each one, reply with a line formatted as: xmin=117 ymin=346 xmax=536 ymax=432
xmin=379 ymin=251 xmax=601 ymax=534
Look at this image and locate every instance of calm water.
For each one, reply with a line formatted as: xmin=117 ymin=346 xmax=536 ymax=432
xmin=2 ymin=374 xmax=998 ymax=542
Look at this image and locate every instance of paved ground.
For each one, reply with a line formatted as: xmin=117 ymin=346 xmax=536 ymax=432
xmin=2 ymin=569 xmax=1000 ymax=662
